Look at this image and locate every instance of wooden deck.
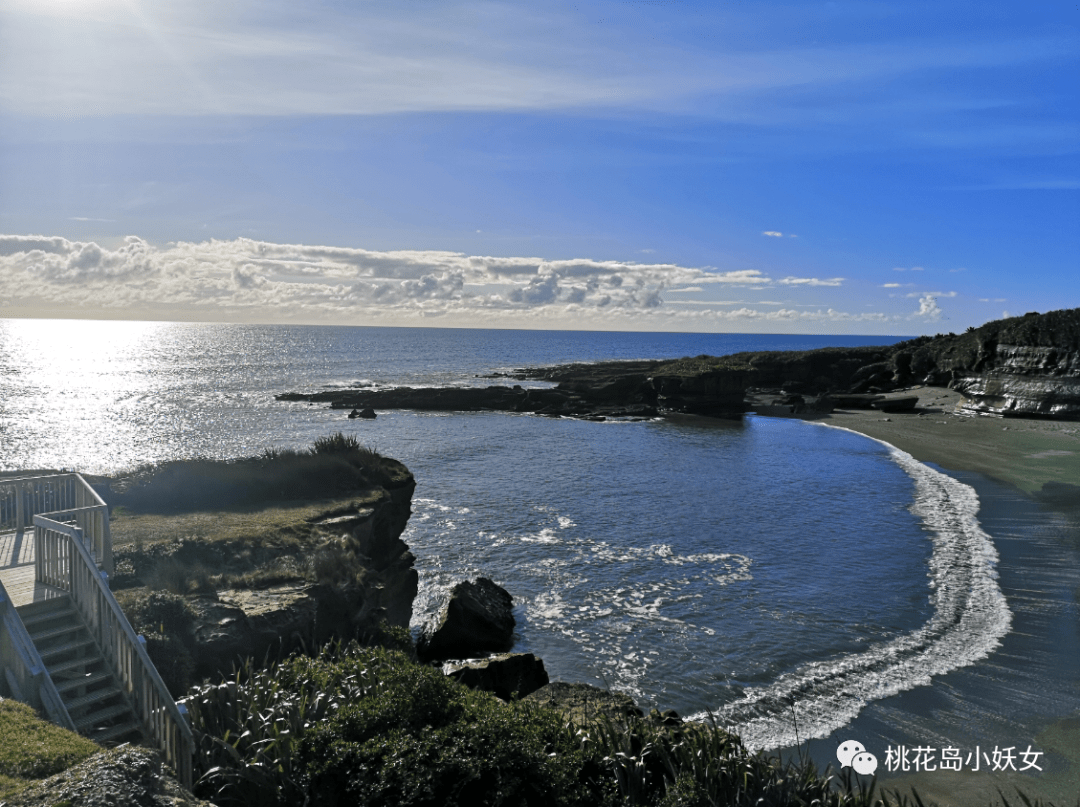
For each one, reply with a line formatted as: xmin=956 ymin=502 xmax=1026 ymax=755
xmin=0 ymin=529 xmax=67 ymax=607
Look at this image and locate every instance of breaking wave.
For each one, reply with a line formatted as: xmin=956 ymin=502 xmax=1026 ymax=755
xmin=700 ymin=432 xmax=1012 ymax=751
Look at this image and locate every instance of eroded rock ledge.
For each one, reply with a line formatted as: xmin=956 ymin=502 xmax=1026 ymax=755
xmin=111 ymin=459 xmax=417 ymax=688
xmin=278 ymin=307 xmax=1080 ymax=422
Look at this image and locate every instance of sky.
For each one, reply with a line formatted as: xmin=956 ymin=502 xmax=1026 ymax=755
xmin=0 ymin=0 xmax=1077 ymax=334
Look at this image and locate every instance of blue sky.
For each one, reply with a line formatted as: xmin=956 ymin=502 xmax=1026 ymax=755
xmin=0 ymin=0 xmax=1076 ymax=333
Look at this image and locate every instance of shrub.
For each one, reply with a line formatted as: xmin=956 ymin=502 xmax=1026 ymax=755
xmin=184 ymin=643 xmax=613 ymax=807
xmin=114 ymin=589 xmax=198 ymax=696
xmin=115 ymin=589 xmax=196 ymax=637
xmin=147 ymin=556 xmax=216 ymax=595
xmin=186 ymin=641 xmax=997 ymax=807
xmin=310 ymin=432 xmax=362 ymax=455
xmin=110 ymin=438 xmax=391 ymax=513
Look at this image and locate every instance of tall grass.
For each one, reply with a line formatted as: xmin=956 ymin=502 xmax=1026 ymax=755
xmin=110 ymin=434 xmax=392 ymax=513
xmin=183 ymin=641 xmax=1074 ymax=807
xmin=0 ymin=699 xmax=100 ymax=800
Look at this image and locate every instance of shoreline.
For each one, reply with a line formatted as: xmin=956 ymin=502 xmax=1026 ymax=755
xmin=754 ymin=390 xmax=1080 ymax=805
xmin=749 ymin=386 xmax=1080 ymax=506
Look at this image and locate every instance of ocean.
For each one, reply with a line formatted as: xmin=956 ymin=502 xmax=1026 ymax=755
xmin=2 ymin=318 xmax=1079 ymax=781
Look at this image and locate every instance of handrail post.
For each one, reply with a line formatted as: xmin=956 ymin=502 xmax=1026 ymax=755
xmin=15 ymin=480 xmax=25 ymax=528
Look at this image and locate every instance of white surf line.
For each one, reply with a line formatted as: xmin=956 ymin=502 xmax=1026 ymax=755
xmin=694 ymin=422 xmax=1012 ymax=752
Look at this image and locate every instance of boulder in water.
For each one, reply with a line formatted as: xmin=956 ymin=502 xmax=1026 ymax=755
xmin=417 ymin=577 xmax=515 ymax=661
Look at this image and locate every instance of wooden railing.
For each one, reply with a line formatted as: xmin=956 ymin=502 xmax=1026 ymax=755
xmin=0 ymin=577 xmax=74 ymax=732
xmin=0 ymin=474 xmax=112 ymax=574
xmin=34 ymin=516 xmax=194 ymax=789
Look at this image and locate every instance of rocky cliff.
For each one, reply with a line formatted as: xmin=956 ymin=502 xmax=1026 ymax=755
xmin=276 ymin=309 xmax=1080 ymax=422
xmin=927 ymin=309 xmax=1080 ymax=418
xmin=110 ymin=454 xmax=418 ymax=689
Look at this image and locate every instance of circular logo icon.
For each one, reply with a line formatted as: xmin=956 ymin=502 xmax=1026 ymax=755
xmin=837 ymin=740 xmax=866 ymax=768
xmin=852 ymin=751 xmax=879 ymax=776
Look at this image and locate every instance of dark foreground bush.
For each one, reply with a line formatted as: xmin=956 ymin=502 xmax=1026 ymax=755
xmin=183 ymin=641 xmax=994 ymax=807
xmin=184 ymin=642 xmax=612 ymax=807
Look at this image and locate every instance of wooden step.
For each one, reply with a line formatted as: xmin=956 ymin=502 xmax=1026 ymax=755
xmin=64 ymin=686 xmax=123 ymax=713
xmin=20 ymin=605 xmax=77 ymax=630
xmin=17 ymin=595 xmax=73 ymax=618
xmin=74 ymin=702 xmax=133 ymax=732
xmin=55 ymin=670 xmax=112 ymax=694
xmin=90 ymin=720 xmax=144 ymax=745
xmin=38 ymin=636 xmax=97 ymax=660
xmin=47 ymin=654 xmax=105 ymax=676
xmin=29 ymin=622 xmax=86 ymax=643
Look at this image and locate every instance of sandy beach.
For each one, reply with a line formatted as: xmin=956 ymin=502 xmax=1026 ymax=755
xmin=751 ymin=387 xmax=1080 ymax=805
xmin=750 ymin=386 xmax=1080 ymax=501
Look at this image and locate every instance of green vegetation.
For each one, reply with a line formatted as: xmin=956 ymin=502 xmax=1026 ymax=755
xmin=113 ymin=589 xmax=199 ymax=696
xmin=103 ymin=435 xmax=414 ymax=694
xmin=183 ymin=640 xmax=987 ymax=807
xmin=0 ymin=699 xmax=99 ymax=801
xmin=108 ymin=433 xmax=407 ymax=592
xmin=109 ymin=433 xmax=401 ymax=514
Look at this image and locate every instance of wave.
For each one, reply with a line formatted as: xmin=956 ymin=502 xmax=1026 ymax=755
xmin=696 ymin=429 xmax=1012 ymax=751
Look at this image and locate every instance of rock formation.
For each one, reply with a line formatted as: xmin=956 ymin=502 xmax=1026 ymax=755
xmin=442 ymin=652 xmax=549 ymax=700
xmin=944 ymin=310 xmax=1080 ymax=418
xmin=278 ymin=308 xmax=1080 ymax=421
xmin=522 ymin=681 xmax=644 ymax=726
xmin=112 ymin=458 xmax=418 ymax=688
xmin=6 ymin=746 xmax=213 ymax=807
xmin=417 ymin=577 xmax=515 ymax=662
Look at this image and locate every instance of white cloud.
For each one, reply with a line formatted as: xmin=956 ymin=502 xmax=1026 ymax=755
xmin=0 ymin=233 xmax=925 ymax=331
xmin=777 ymin=276 xmax=844 ymax=287
xmin=882 ymin=283 xmax=904 ymax=288
xmin=893 ymin=266 xmax=926 ymax=272
xmin=905 ymin=290 xmax=956 ymax=298
xmin=762 ymin=231 xmax=784 ymax=237
xmin=700 ymin=269 xmax=772 ymax=285
xmin=915 ymin=294 xmax=943 ymax=319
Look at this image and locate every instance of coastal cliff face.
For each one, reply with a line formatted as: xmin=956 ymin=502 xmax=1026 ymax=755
xmin=276 ymin=308 xmax=1080 ymax=421
xmin=184 ymin=466 xmax=417 ymax=681
xmin=111 ymin=456 xmax=417 ymax=688
xmin=941 ymin=310 xmax=1080 ymax=418
xmin=731 ymin=308 xmax=1080 ymax=419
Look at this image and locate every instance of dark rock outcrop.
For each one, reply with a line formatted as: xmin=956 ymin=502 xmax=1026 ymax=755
xmin=280 ymin=383 xmax=663 ymax=420
xmin=442 ymin=652 xmax=549 ymax=700
xmin=6 ymin=747 xmax=213 ymax=807
xmin=417 ymin=577 xmax=515 ymax=662
xmin=948 ymin=313 xmax=1080 ymax=418
xmin=522 ymin=681 xmax=644 ymax=726
xmin=278 ymin=307 xmax=1080 ymax=421
xmin=186 ymin=584 xmax=346 ymax=681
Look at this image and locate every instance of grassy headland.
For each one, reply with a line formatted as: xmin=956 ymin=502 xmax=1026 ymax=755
xmin=0 ymin=699 xmax=100 ymax=801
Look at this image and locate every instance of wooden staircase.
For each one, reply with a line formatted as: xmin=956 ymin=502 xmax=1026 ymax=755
xmin=1 ymin=473 xmax=194 ymax=788
xmin=18 ymin=596 xmax=143 ymax=745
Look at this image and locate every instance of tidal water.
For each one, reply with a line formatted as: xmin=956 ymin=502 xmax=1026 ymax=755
xmin=2 ymin=318 xmax=1078 ymax=765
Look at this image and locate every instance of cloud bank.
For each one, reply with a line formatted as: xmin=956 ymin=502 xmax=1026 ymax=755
xmin=1 ymin=233 xmax=916 ymax=332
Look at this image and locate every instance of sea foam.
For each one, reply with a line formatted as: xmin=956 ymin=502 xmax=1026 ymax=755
xmin=697 ymin=429 xmax=1012 ymax=751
